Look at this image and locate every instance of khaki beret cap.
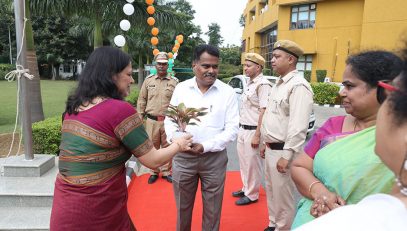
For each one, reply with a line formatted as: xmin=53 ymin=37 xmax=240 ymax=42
xmin=245 ymin=53 xmax=265 ymax=67
xmin=273 ymin=40 xmax=304 ymax=58
xmin=154 ymin=52 xmax=169 ymax=63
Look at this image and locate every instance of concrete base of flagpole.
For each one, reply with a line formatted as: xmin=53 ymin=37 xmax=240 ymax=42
xmin=2 ymin=154 xmax=55 ymax=177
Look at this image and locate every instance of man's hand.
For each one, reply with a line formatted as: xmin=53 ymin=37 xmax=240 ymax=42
xmin=186 ymin=143 xmax=204 ymax=155
xmin=251 ymin=135 xmax=260 ymax=149
xmin=276 ymin=157 xmax=289 ymax=173
xmin=260 ymin=144 xmax=266 ymax=158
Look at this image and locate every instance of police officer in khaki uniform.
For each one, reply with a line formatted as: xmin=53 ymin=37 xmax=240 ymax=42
xmin=260 ymin=40 xmax=314 ymax=231
xmin=137 ymin=52 xmax=178 ymax=184
xmin=232 ymin=53 xmax=272 ymax=206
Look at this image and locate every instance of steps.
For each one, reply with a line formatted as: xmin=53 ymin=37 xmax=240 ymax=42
xmin=0 ymin=156 xmax=57 ymax=231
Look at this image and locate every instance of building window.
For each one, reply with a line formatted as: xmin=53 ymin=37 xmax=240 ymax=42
xmin=63 ymin=64 xmax=71 ymax=73
xmin=290 ymin=4 xmax=316 ymax=30
xmin=296 ymin=55 xmax=313 ymax=72
xmin=260 ymin=26 xmax=278 ymax=69
xmin=241 ymin=39 xmax=246 ymax=52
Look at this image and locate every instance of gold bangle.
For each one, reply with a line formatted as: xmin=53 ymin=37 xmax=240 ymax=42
xmin=308 ymin=180 xmax=321 ymax=194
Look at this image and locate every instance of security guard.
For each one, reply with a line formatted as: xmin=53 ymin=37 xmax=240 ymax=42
xmin=232 ymin=53 xmax=272 ymax=206
xmin=260 ymin=40 xmax=314 ymax=231
xmin=137 ymin=52 xmax=178 ymax=184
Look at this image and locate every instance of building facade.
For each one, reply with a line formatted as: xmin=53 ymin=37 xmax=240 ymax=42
xmin=241 ymin=0 xmax=407 ymax=82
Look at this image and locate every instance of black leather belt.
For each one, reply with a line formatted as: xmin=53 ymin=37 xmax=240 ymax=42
xmin=239 ymin=123 xmax=257 ymax=130
xmin=266 ymin=142 xmax=285 ymax=150
xmin=146 ymin=113 xmax=165 ymax=121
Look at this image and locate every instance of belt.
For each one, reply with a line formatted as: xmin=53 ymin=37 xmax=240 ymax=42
xmin=146 ymin=114 xmax=165 ymax=121
xmin=266 ymin=142 xmax=285 ymax=150
xmin=239 ymin=123 xmax=257 ymax=130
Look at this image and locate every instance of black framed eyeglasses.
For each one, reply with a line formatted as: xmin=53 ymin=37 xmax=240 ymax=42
xmin=376 ymin=80 xmax=398 ymax=104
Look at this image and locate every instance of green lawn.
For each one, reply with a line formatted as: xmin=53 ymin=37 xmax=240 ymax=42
xmin=0 ymin=80 xmax=77 ymax=134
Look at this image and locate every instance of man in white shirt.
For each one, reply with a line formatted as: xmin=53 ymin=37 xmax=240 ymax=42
xmin=164 ymin=44 xmax=239 ymax=231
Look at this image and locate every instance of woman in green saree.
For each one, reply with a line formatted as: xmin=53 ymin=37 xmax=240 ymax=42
xmin=290 ymin=51 xmax=403 ymax=229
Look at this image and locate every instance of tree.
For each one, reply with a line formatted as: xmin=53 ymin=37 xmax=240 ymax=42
xmin=30 ymin=0 xmax=183 ymax=49
xmin=31 ymin=15 xmax=92 ymax=79
xmin=0 ymin=0 xmax=16 ymax=64
xmin=23 ymin=0 xmax=45 ymax=122
xmin=164 ymin=0 xmax=205 ymax=67
xmin=220 ymin=45 xmax=242 ymax=66
xmin=205 ymin=23 xmax=223 ymax=48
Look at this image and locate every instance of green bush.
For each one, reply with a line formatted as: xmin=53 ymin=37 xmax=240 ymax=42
xmin=221 ymin=77 xmax=232 ymax=83
xmin=32 ymin=116 xmax=62 ymax=155
xmin=263 ymin=68 xmax=272 ymax=76
xmin=125 ymin=88 xmax=140 ymax=106
xmin=316 ymin=69 xmax=327 ymax=83
xmin=311 ymin=82 xmax=340 ymax=105
xmin=304 ymin=70 xmax=311 ymax=82
xmin=0 ymin=64 xmax=15 ymax=81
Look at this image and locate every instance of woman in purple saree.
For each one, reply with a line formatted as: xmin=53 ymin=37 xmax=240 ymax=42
xmin=50 ymin=47 xmax=193 ymax=231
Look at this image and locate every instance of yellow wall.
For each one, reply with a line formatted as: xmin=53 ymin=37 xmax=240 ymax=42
xmin=360 ymin=0 xmax=407 ymax=51
xmin=241 ymin=0 xmax=407 ymax=82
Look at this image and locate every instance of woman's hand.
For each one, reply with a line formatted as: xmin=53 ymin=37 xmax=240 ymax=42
xmin=310 ymin=191 xmax=346 ymax=218
xmin=172 ymin=133 xmax=193 ymax=152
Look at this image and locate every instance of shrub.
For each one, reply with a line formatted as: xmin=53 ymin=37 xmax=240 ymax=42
xmin=125 ymin=88 xmax=140 ymax=106
xmin=316 ymin=69 xmax=327 ymax=83
xmin=263 ymin=68 xmax=272 ymax=76
xmin=221 ymin=77 xmax=232 ymax=83
xmin=304 ymin=70 xmax=311 ymax=82
xmin=32 ymin=116 xmax=62 ymax=155
xmin=311 ymin=82 xmax=340 ymax=105
xmin=0 ymin=64 xmax=15 ymax=81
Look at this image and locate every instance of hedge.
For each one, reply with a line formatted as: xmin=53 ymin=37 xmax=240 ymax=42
xmin=32 ymin=116 xmax=62 ymax=155
xmin=311 ymin=82 xmax=340 ymax=105
xmin=125 ymin=88 xmax=140 ymax=106
xmin=0 ymin=64 xmax=15 ymax=81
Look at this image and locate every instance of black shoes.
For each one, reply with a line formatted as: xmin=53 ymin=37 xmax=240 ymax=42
xmin=232 ymin=190 xmax=245 ymax=197
xmin=235 ymin=196 xmax=258 ymax=206
xmin=162 ymin=175 xmax=173 ymax=183
xmin=148 ymin=175 xmax=159 ymax=184
xmin=264 ymin=227 xmax=275 ymax=231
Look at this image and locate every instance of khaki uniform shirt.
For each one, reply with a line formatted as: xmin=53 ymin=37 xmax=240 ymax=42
xmin=137 ymin=74 xmax=178 ymax=116
xmin=261 ymin=70 xmax=313 ymax=160
xmin=239 ymin=74 xmax=272 ymax=126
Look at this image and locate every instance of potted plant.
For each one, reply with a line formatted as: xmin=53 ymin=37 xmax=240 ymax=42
xmin=165 ymin=103 xmax=208 ymax=133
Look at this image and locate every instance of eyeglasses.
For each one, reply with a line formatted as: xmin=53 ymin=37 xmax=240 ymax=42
xmin=376 ymin=80 xmax=398 ymax=104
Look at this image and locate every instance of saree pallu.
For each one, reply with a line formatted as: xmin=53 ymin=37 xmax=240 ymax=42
xmin=292 ymin=126 xmax=394 ymax=228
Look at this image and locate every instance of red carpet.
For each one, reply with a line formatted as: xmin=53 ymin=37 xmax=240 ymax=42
xmin=127 ymin=171 xmax=268 ymax=230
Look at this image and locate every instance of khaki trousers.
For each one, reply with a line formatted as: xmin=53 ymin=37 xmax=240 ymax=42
xmin=144 ymin=118 xmax=171 ymax=176
xmin=237 ymin=128 xmax=264 ymax=200
xmin=172 ymin=150 xmax=228 ymax=231
xmin=264 ymin=147 xmax=296 ymax=231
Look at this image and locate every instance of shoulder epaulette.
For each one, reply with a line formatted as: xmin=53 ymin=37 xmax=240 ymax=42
xmin=171 ymin=76 xmax=179 ymax=82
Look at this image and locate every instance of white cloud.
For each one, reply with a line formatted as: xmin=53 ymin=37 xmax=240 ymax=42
xmin=188 ymin=0 xmax=246 ymax=46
